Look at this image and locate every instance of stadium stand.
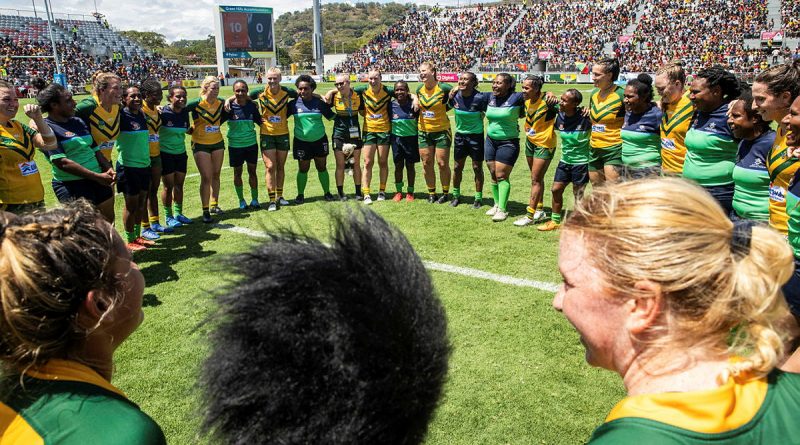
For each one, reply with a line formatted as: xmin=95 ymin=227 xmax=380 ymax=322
xmin=783 ymin=0 xmax=799 ymax=37
xmin=0 ymin=14 xmax=188 ymax=93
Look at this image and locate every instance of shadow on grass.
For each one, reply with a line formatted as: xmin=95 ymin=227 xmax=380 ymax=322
xmin=142 ymin=293 xmax=162 ymax=307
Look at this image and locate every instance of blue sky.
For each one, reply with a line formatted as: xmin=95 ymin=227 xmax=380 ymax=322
xmin=1 ymin=0 xmax=462 ymax=42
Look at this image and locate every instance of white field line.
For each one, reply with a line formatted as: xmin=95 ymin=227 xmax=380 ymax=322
xmin=212 ymin=223 xmax=560 ymax=292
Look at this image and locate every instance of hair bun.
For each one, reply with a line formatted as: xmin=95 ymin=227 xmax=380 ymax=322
xmin=637 ymin=73 xmax=653 ymax=85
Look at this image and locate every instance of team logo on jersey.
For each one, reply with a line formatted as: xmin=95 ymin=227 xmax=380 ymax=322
xmin=231 ymin=113 xmax=239 ymax=120
xmin=166 ymin=121 xmax=174 ymax=127
xmin=268 ymin=116 xmax=282 ymax=123
xmin=559 ymin=124 xmax=564 ymax=130
xmin=65 ymin=131 xmax=75 ymax=137
xmin=393 ymin=114 xmax=399 ymax=119
xmin=708 ymin=122 xmax=716 ymax=130
xmin=131 ymin=122 xmax=141 ymax=130
xmin=97 ymin=121 xmax=105 ymax=128
xmin=750 ymin=158 xmax=764 ymax=168
xmin=638 ymin=125 xmax=647 ymax=131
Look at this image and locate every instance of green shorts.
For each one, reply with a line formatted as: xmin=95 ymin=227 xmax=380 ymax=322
xmin=525 ymin=140 xmax=555 ymax=160
xmin=363 ymin=131 xmax=390 ymax=146
xmin=260 ymin=134 xmax=290 ymax=151
xmin=588 ymin=144 xmax=623 ymax=171
xmin=418 ymin=130 xmax=452 ymax=150
xmin=192 ymin=141 xmax=225 ymax=154
xmin=149 ymin=155 xmax=162 ymax=169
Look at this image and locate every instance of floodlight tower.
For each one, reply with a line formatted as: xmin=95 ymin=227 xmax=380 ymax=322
xmin=312 ymin=0 xmax=323 ymax=74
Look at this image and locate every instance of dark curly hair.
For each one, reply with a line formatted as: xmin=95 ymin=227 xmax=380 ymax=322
xmin=200 ymin=208 xmax=450 ymax=445
xmin=295 ymin=74 xmax=316 ymax=91
xmin=695 ymin=66 xmax=742 ymax=102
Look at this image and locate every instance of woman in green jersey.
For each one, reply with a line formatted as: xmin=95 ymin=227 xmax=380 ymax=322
xmin=0 ymin=202 xmax=166 ymax=443
xmin=556 ymin=177 xmax=800 ymax=444
xmin=159 ymin=86 xmax=193 ymax=228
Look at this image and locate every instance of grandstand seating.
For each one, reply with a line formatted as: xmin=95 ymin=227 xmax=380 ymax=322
xmin=0 ymin=13 xmax=188 ymax=92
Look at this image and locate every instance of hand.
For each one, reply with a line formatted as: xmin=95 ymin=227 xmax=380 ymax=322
xmin=448 ymin=88 xmax=457 ymax=99
xmin=24 ymin=104 xmax=44 ymax=120
xmin=412 ymin=96 xmax=420 ymax=112
xmin=726 ymin=99 xmax=740 ymax=118
xmin=788 ymin=146 xmax=800 ymax=159
xmin=224 ymin=96 xmax=235 ymax=112
xmin=544 ymin=91 xmax=558 ymax=106
xmin=94 ymin=170 xmax=114 ymax=186
xmin=582 ymin=106 xmax=590 ymax=118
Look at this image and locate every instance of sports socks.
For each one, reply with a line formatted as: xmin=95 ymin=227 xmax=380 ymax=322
xmin=234 ymin=185 xmax=244 ymax=201
xmin=379 ymin=183 xmax=386 ymax=193
xmin=318 ymin=170 xmax=331 ymax=194
xmin=475 ymin=191 xmax=482 ymax=200
xmin=552 ymin=212 xmax=563 ymax=224
xmin=250 ymin=187 xmax=258 ymax=201
xmin=296 ymin=172 xmax=308 ymax=195
xmin=452 ymin=187 xmax=461 ymax=198
xmin=163 ymin=205 xmax=173 ymax=217
xmin=173 ymin=203 xmax=183 ymax=216
xmin=526 ymin=206 xmax=535 ymax=220
xmin=395 ymin=182 xmax=403 ymax=193
xmin=491 ymin=182 xmax=499 ymax=206
xmin=498 ymin=180 xmax=511 ymax=212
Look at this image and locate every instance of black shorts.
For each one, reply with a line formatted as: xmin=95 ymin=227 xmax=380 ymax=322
xmin=454 ymin=133 xmax=484 ymax=161
xmin=52 ymin=179 xmax=113 ymax=205
xmin=704 ymin=183 xmax=735 ymax=217
xmin=229 ymin=144 xmax=259 ymax=167
xmin=391 ymin=135 xmax=420 ymax=163
xmin=784 ymin=257 xmax=800 ymax=317
xmin=293 ymin=137 xmax=329 ymax=161
xmin=116 ymin=164 xmax=152 ymax=196
xmin=333 ymin=136 xmax=364 ymax=151
xmin=484 ymin=137 xmax=520 ymax=166
xmin=161 ymin=152 xmax=188 ymax=175
xmin=553 ymin=161 xmax=589 ymax=186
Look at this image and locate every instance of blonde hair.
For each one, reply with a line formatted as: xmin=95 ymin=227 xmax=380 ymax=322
xmin=563 ymin=178 xmax=792 ymax=378
xmin=419 ymin=62 xmax=437 ymax=75
xmin=92 ymin=72 xmax=120 ymax=94
xmin=0 ymin=201 xmax=119 ymax=373
xmin=200 ymin=76 xmax=220 ymax=95
xmin=656 ymin=60 xmax=686 ymax=85
xmin=266 ymin=67 xmax=282 ymax=76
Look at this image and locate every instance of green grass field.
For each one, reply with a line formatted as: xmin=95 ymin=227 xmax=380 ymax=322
xmin=15 ymin=82 xmax=625 ymax=444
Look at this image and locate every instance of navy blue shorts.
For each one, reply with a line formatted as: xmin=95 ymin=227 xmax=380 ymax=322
xmin=484 ymin=137 xmax=520 ymax=166
xmin=391 ymin=135 xmax=420 ymax=163
xmin=53 ymin=179 xmax=113 ymax=205
xmin=554 ymin=161 xmax=589 ymax=186
xmin=229 ymin=144 xmax=259 ymax=167
xmin=704 ymin=183 xmax=735 ymax=217
xmin=116 ymin=164 xmax=152 ymax=196
xmin=161 ymin=152 xmax=188 ymax=175
xmin=454 ymin=133 xmax=484 ymax=161
xmin=783 ymin=257 xmax=800 ymax=317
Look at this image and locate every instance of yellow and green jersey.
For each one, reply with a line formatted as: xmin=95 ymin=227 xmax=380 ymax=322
xmin=589 ymin=86 xmax=625 ymax=149
xmin=660 ymin=93 xmax=693 ymax=174
xmin=767 ymin=127 xmax=799 ymax=234
xmin=416 ymin=82 xmax=453 ymax=132
xmin=0 ymin=359 xmax=166 ymax=444
xmin=0 ymin=120 xmax=44 ymax=204
xmin=186 ymin=97 xmax=226 ymax=145
xmin=589 ymin=369 xmax=800 ymax=444
xmin=330 ymin=89 xmax=363 ymax=138
xmin=75 ymin=95 xmax=120 ymax=161
xmin=250 ymin=86 xmax=298 ymax=136
xmin=142 ymin=103 xmax=161 ymax=157
xmin=785 ymin=169 xmax=800 ymax=257
xmin=524 ymin=95 xmax=558 ymax=149
xmin=355 ymin=85 xmax=393 ymax=133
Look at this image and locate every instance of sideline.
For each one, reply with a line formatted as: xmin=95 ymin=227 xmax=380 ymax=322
xmin=212 ymin=223 xmax=560 ymax=293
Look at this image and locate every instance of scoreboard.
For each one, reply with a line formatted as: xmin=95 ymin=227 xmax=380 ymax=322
xmin=217 ymin=5 xmax=275 ymax=58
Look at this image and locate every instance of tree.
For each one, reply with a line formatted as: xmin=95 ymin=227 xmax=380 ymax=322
xmin=119 ymin=30 xmax=167 ymax=50
xmin=290 ymin=40 xmax=313 ymax=65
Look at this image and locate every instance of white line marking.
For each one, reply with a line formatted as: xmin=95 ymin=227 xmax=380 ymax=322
xmin=211 ymin=223 xmax=559 ymax=292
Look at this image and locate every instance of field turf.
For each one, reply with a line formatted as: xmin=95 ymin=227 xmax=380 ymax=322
xmin=15 ymin=82 xmax=625 ymax=444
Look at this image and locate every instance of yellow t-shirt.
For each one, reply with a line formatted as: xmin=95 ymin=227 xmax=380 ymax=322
xmin=590 ymin=86 xmax=625 ymax=149
xmin=83 ymin=95 xmax=120 ymax=161
xmin=767 ymin=127 xmax=798 ymax=234
xmin=258 ymin=88 xmax=294 ymax=136
xmin=417 ymin=83 xmax=453 ymax=133
xmin=0 ymin=120 xmax=44 ymax=204
xmin=142 ymin=103 xmax=161 ymax=157
xmin=188 ymin=98 xmax=225 ymax=145
xmin=524 ymin=96 xmax=557 ymax=149
xmin=360 ymin=85 xmax=392 ymax=133
xmin=660 ymin=93 xmax=694 ymax=174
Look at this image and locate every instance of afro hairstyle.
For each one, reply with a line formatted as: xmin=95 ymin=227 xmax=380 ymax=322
xmin=200 ymin=208 xmax=451 ymax=445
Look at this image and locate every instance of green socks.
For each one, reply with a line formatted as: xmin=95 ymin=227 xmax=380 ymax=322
xmin=133 ymin=224 xmax=141 ymax=238
xmin=251 ymin=187 xmax=258 ymax=201
xmin=395 ymin=182 xmax=403 ymax=193
xmin=407 ymin=185 xmax=415 ymax=194
xmin=174 ymin=203 xmax=183 ymax=216
xmin=125 ymin=230 xmax=136 ymax=243
xmin=235 ymin=185 xmax=244 ymax=201
xmin=475 ymin=191 xmax=482 ymax=200
xmin=491 ymin=182 xmax=499 ymax=206
xmin=297 ymin=172 xmax=308 ymax=195
xmin=553 ymin=212 xmax=563 ymax=224
xmin=498 ymin=180 xmax=511 ymax=212
xmin=453 ymin=187 xmax=461 ymax=198
xmin=318 ymin=170 xmax=330 ymax=194
xmin=163 ymin=205 xmax=173 ymax=217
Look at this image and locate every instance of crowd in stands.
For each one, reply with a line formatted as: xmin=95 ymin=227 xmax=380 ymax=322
xmin=1 ymin=35 xmax=189 ymax=93
xmin=477 ymin=0 xmax=635 ymax=72
xmin=784 ymin=0 xmax=800 ymax=37
xmin=333 ymin=4 xmax=523 ymax=74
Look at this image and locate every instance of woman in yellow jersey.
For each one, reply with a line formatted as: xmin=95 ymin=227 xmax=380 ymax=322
xmin=75 ymin=72 xmax=122 ymax=162
xmin=751 ymin=60 xmax=800 ymax=235
xmin=0 ymin=202 xmax=166 ymax=443
xmin=187 ymin=76 xmax=227 ymax=223
xmin=358 ymin=69 xmax=393 ymax=204
xmin=588 ymin=58 xmax=625 ymax=185
xmin=140 ymin=78 xmax=173 ymax=241
xmin=0 ymin=80 xmax=55 ymax=213
xmin=417 ymin=62 xmax=454 ymax=203
xmin=555 ymin=177 xmax=800 ymax=444
xmin=654 ymin=61 xmax=693 ymax=175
